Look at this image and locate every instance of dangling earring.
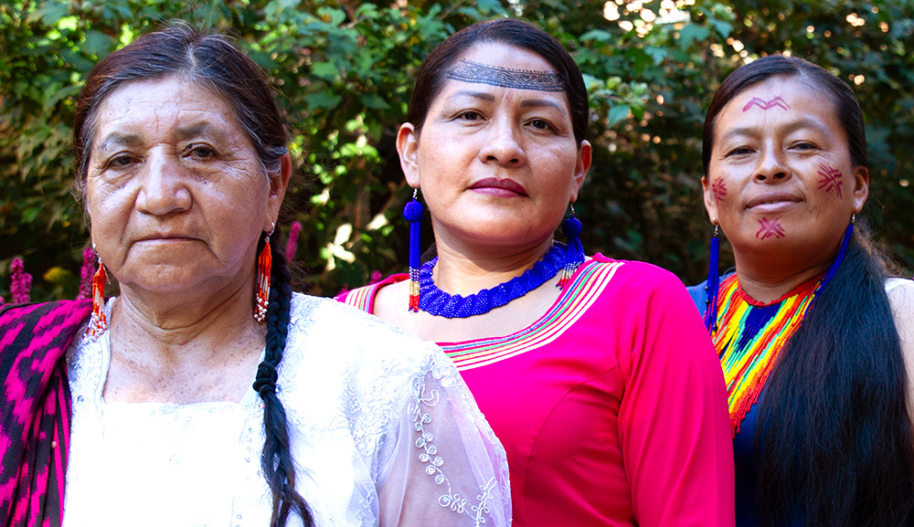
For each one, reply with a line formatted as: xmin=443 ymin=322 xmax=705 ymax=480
xmin=558 ymin=203 xmax=584 ymax=288
xmin=87 ymin=245 xmax=108 ymax=340
xmin=403 ymin=189 xmax=423 ymax=312
xmin=817 ymin=213 xmax=855 ymax=293
xmin=704 ymin=224 xmax=721 ymax=333
xmin=255 ymin=223 xmax=274 ymax=324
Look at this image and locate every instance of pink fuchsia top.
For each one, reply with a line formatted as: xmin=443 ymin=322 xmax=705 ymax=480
xmin=337 ymin=256 xmax=735 ymax=527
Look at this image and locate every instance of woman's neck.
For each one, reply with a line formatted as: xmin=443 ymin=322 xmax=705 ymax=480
xmin=733 ymin=258 xmax=832 ymax=304
xmin=103 ymin=281 xmax=266 ymax=404
xmin=431 ymin=237 xmax=555 ymax=296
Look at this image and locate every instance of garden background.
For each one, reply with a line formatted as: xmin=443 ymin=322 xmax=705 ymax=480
xmin=2 ymin=0 xmax=912 ymax=301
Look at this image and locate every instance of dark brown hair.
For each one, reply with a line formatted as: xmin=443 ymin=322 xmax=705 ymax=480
xmin=72 ymin=24 xmax=312 ymax=527
xmin=406 ymin=18 xmax=589 ymax=146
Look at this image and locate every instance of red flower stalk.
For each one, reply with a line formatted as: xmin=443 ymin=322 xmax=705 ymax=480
xmin=77 ymin=246 xmax=96 ymax=300
xmin=10 ymin=257 xmax=32 ymax=304
xmin=285 ymin=221 xmax=302 ymax=262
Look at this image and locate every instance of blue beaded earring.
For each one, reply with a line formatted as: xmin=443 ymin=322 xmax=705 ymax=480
xmin=704 ymin=224 xmax=721 ymax=333
xmin=403 ymin=188 xmax=424 ymax=312
xmin=559 ymin=204 xmax=584 ymax=288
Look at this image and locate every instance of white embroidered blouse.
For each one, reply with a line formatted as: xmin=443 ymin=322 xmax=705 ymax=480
xmin=62 ymin=293 xmax=511 ymax=527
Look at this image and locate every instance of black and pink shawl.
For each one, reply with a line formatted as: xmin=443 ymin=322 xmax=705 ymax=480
xmin=0 ymin=300 xmax=91 ymax=527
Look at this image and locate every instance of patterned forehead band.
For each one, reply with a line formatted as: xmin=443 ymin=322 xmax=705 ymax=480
xmin=445 ymin=59 xmax=566 ymax=92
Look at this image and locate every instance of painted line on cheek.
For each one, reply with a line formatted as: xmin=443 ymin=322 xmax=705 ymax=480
xmin=742 ymin=96 xmax=790 ymax=112
xmin=816 ymin=164 xmax=844 ymax=198
xmin=756 ymin=218 xmax=786 ymax=240
xmin=712 ymin=178 xmax=728 ymax=202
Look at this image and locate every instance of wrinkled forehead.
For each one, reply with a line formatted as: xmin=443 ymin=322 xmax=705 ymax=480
xmin=444 ymin=58 xmax=566 ymax=93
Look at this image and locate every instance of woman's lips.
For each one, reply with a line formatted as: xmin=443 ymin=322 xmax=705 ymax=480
xmin=468 ymin=177 xmax=528 ymax=197
xmin=746 ymin=192 xmax=802 ymax=213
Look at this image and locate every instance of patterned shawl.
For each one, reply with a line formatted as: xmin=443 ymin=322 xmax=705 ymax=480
xmin=0 ymin=300 xmax=92 ymax=527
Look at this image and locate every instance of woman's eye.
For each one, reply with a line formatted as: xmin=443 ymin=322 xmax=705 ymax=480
xmin=457 ymin=111 xmax=482 ymax=121
xmin=188 ymin=145 xmax=216 ymax=159
xmin=529 ymin=119 xmax=552 ymax=130
xmin=107 ymin=155 xmax=137 ymax=168
xmin=792 ymin=142 xmax=817 ymax=151
xmin=727 ymin=146 xmax=753 ymax=156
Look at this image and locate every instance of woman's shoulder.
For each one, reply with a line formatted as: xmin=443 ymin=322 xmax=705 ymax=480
xmin=334 ymin=274 xmax=408 ymax=314
xmin=585 ymin=254 xmax=689 ymax=294
xmin=290 ymin=292 xmax=446 ymax=374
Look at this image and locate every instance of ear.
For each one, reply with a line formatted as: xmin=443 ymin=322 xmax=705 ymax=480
xmin=851 ymin=165 xmax=869 ymax=214
xmin=397 ymin=123 xmax=421 ymax=189
xmin=702 ymin=176 xmax=719 ymax=224
xmin=264 ymin=153 xmax=292 ymax=231
xmin=569 ymin=140 xmax=592 ymax=202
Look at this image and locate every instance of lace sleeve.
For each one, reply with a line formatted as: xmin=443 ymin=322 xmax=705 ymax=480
xmin=377 ymin=350 xmax=511 ymax=527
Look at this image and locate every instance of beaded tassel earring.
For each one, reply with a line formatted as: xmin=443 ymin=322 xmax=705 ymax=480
xmin=403 ymin=189 xmax=423 ymax=312
xmin=558 ymin=204 xmax=584 ymax=288
xmin=87 ymin=245 xmax=108 ymax=340
xmin=704 ymin=224 xmax=721 ymax=333
xmin=255 ymin=223 xmax=274 ymax=324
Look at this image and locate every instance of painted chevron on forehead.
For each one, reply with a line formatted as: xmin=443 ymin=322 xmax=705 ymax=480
xmin=742 ymin=96 xmax=790 ymax=112
xmin=445 ymin=59 xmax=565 ymax=92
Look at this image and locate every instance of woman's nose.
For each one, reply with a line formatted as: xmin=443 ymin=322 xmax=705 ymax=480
xmin=754 ymin=147 xmax=790 ymax=182
xmin=479 ymin=119 xmax=527 ymax=168
xmin=135 ymin=153 xmax=192 ymax=215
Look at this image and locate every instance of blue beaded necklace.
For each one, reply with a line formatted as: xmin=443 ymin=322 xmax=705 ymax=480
xmin=418 ymin=242 xmax=578 ymax=318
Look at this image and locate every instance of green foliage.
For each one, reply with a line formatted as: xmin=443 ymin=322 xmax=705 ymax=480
xmin=1 ymin=0 xmax=912 ymax=301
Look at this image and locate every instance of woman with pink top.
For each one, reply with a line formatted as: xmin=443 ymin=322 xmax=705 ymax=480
xmin=337 ymin=18 xmax=735 ymax=527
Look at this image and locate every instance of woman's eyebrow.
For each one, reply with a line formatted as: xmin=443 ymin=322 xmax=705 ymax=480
xmin=446 ymin=90 xmax=497 ymax=102
xmin=520 ymin=99 xmax=567 ymax=116
xmin=97 ymin=132 xmax=142 ymax=151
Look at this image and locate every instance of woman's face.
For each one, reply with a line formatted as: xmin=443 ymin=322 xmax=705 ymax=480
xmin=85 ymin=76 xmax=287 ymax=297
xmin=397 ymin=42 xmax=591 ymax=253
xmin=704 ymin=75 xmax=868 ymax=269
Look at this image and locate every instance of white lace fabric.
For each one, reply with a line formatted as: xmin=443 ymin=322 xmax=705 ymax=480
xmin=62 ymin=294 xmax=511 ymax=527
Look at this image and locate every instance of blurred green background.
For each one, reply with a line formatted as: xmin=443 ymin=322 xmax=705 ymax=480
xmin=1 ymin=0 xmax=912 ymax=301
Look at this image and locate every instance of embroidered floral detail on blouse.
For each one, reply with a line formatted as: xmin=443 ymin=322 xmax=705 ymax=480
xmin=410 ymin=367 xmax=498 ymax=526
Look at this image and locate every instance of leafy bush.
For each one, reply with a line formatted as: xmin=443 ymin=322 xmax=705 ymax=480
xmin=1 ymin=0 xmax=911 ymax=301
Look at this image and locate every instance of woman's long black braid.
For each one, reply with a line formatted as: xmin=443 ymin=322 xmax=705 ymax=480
xmin=252 ymin=237 xmax=315 ymax=527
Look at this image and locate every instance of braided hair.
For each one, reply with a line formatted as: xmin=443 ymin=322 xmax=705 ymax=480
xmin=252 ymin=237 xmax=315 ymax=527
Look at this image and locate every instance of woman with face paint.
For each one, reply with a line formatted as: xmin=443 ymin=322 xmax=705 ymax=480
xmin=693 ymin=55 xmax=914 ymax=525
xmin=338 ymin=18 xmax=735 ymax=527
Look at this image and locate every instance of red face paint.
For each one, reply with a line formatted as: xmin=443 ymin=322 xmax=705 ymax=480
xmin=756 ymin=218 xmax=786 ymax=240
xmin=816 ymin=164 xmax=844 ymax=198
xmin=742 ymin=96 xmax=790 ymax=112
xmin=712 ymin=178 xmax=728 ymax=202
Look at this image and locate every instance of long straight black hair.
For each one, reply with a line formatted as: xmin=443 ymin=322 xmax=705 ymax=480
xmin=73 ymin=24 xmax=313 ymax=527
xmin=704 ymin=55 xmax=914 ymax=526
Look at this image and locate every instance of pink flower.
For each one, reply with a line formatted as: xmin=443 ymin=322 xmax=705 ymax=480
xmin=285 ymin=221 xmax=302 ymax=262
xmin=10 ymin=257 xmax=32 ymax=304
xmin=77 ymin=246 xmax=97 ymax=300
xmin=369 ymin=271 xmax=383 ymax=284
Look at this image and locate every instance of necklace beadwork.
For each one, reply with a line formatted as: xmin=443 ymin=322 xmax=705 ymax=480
xmin=418 ymin=242 xmax=578 ymax=318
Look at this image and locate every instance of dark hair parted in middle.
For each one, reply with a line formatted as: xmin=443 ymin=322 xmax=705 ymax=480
xmin=72 ymin=24 xmax=312 ymax=527
xmin=405 ymin=17 xmax=590 ymax=146
xmin=704 ymin=55 xmax=914 ymax=526
xmin=72 ymin=23 xmax=288 ymax=194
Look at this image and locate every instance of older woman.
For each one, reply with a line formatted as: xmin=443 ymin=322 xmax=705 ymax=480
xmin=337 ymin=18 xmax=734 ymax=527
xmin=693 ymin=55 xmax=914 ymax=525
xmin=0 ymin=25 xmax=510 ymax=527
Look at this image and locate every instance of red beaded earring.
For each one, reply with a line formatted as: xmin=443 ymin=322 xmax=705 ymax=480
xmin=87 ymin=245 xmax=108 ymax=340
xmin=254 ymin=223 xmax=274 ymax=324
